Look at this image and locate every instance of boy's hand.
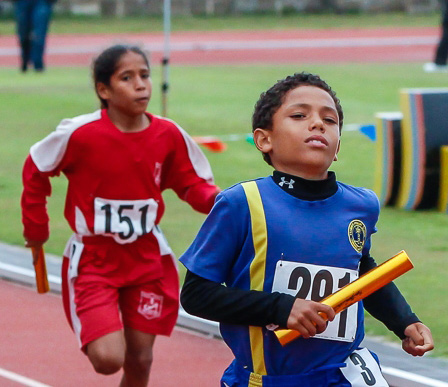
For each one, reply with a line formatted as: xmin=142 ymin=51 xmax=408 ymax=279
xmin=402 ymin=322 xmax=434 ymax=356
xmin=287 ymin=298 xmax=335 ymax=338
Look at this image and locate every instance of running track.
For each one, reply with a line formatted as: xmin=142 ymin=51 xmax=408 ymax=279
xmin=2 ymin=243 xmax=448 ymax=387
xmin=0 ymin=26 xmax=440 ymax=67
xmin=0 ymin=279 xmax=233 ymax=386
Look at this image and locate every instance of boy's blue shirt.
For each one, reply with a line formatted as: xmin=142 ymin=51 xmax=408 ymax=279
xmin=180 ymin=175 xmax=380 ymax=375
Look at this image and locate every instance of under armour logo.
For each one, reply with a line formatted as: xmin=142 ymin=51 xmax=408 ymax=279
xmin=279 ymin=177 xmax=295 ymax=189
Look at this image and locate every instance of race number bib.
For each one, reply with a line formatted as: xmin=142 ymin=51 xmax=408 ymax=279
xmin=94 ymin=198 xmax=158 ymax=244
xmin=340 ymin=348 xmax=389 ymax=386
xmin=272 ymin=260 xmax=358 ymax=342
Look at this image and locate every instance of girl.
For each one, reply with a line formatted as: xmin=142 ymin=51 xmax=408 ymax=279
xmin=21 ymin=44 xmax=220 ymax=386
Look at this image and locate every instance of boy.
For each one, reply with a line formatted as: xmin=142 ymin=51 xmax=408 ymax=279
xmin=180 ymin=72 xmax=433 ymax=386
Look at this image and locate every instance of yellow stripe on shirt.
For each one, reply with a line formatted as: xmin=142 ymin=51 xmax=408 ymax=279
xmin=242 ymin=181 xmax=268 ymax=378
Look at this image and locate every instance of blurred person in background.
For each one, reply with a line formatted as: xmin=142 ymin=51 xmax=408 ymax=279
xmin=424 ymin=0 xmax=448 ymax=72
xmin=13 ymin=0 xmax=56 ymax=72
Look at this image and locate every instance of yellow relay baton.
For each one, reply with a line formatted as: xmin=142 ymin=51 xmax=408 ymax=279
xmin=275 ymin=250 xmax=413 ymax=346
xmin=31 ymin=246 xmax=50 ymax=294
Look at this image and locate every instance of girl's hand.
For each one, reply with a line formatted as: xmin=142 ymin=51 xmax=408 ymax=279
xmin=402 ymin=322 xmax=434 ymax=356
xmin=24 ymin=239 xmax=46 ymax=264
xmin=287 ymin=298 xmax=335 ymax=338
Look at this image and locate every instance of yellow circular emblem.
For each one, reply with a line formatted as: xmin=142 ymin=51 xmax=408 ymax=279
xmin=348 ymin=220 xmax=367 ymax=253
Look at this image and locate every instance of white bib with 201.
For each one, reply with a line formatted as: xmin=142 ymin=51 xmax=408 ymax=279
xmin=272 ymin=260 xmax=358 ymax=342
xmin=94 ymin=197 xmax=158 ymax=244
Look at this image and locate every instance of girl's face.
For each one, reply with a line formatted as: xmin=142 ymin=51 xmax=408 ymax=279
xmin=97 ymin=51 xmax=152 ymax=117
xmin=254 ymin=85 xmax=340 ymax=180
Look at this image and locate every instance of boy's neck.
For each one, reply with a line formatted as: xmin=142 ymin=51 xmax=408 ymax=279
xmin=272 ymin=170 xmax=337 ymax=201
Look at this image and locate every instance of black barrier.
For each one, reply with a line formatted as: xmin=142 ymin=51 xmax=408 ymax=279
xmin=374 ymin=112 xmax=403 ymax=207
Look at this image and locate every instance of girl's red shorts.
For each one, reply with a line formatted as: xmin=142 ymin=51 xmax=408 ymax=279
xmin=61 ymin=236 xmax=179 ymax=351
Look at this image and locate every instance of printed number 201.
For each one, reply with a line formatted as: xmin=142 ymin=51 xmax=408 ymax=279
xmin=288 ymin=267 xmax=351 ymax=338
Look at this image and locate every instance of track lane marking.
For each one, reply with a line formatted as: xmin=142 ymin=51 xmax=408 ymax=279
xmin=382 ymin=366 xmax=448 ymax=387
xmin=0 ymin=367 xmax=51 ymax=387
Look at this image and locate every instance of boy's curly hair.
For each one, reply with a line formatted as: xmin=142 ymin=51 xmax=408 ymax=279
xmin=252 ymin=72 xmax=344 ymax=166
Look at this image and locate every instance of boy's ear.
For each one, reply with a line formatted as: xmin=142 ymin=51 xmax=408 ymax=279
xmin=253 ymin=128 xmax=273 ymax=154
xmin=96 ymin=82 xmax=110 ymax=101
xmin=333 ymin=139 xmax=341 ymax=161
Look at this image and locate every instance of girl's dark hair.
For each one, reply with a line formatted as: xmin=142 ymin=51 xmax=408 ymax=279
xmin=252 ymin=72 xmax=344 ymax=166
xmin=92 ymin=44 xmax=150 ymax=109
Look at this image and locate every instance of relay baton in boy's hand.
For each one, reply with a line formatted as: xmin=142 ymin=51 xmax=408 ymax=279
xmin=275 ymin=250 xmax=413 ymax=346
xmin=31 ymin=246 xmax=50 ymax=294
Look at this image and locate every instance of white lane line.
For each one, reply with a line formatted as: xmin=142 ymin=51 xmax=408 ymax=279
xmin=0 ymin=368 xmax=51 ymax=387
xmin=0 ymin=262 xmax=61 ymax=285
xmin=382 ymin=366 xmax=448 ymax=387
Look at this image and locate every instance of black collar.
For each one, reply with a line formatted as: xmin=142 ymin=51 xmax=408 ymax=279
xmin=272 ymin=171 xmax=338 ymax=201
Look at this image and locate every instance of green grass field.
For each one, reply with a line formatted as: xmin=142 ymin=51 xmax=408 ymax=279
xmin=0 ymin=12 xmax=440 ymax=34
xmin=1 ymin=13 xmax=447 ymax=357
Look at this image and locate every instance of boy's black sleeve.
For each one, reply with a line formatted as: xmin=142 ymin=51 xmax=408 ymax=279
xmin=182 ymin=255 xmax=420 ymax=338
xmin=360 ymin=254 xmax=420 ymax=339
xmin=181 ymin=270 xmax=296 ymax=328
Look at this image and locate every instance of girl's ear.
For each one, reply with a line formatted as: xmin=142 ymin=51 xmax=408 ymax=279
xmin=253 ymin=128 xmax=273 ymax=154
xmin=96 ymin=82 xmax=110 ymax=101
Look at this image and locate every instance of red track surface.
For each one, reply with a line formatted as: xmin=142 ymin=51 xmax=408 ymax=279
xmin=0 ymin=27 xmax=439 ymax=67
xmin=0 ymin=280 xmax=232 ymax=386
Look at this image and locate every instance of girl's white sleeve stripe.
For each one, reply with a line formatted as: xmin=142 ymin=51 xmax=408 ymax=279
xmin=30 ymin=110 xmax=101 ymax=172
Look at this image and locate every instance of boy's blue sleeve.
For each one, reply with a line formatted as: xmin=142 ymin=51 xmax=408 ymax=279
xmin=180 ymin=189 xmax=245 ymax=284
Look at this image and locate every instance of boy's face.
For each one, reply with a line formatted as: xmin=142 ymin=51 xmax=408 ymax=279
xmin=254 ymin=85 xmax=340 ymax=180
